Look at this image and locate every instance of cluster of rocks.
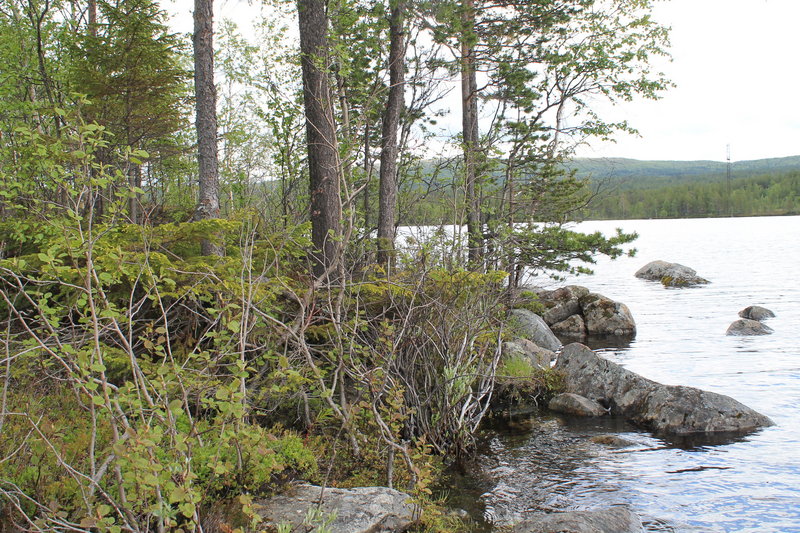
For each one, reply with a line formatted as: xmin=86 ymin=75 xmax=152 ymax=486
xmin=548 ymin=343 xmax=774 ymax=436
xmin=726 ymin=305 xmax=775 ymax=336
xmin=251 ymin=263 xmax=780 ymax=533
xmin=530 ymin=285 xmax=637 ymax=339
xmin=635 ymin=259 xmax=709 ymax=287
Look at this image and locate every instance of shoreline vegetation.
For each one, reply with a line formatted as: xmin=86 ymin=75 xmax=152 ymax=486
xmin=0 ymin=0 xmax=785 ymax=531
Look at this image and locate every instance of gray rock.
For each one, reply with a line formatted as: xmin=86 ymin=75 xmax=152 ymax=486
xmin=503 ymin=338 xmax=556 ymax=368
xmin=590 ymin=434 xmax=637 ymax=447
xmin=635 ymin=260 xmax=709 ymax=287
xmin=543 ymin=299 xmax=581 ymax=326
xmin=549 ymin=393 xmax=607 ymax=417
xmin=738 ymin=305 xmax=775 ymax=321
xmin=555 ymin=343 xmax=774 ymax=435
xmin=579 ymin=293 xmax=636 ymax=336
xmin=511 ymin=507 xmax=643 ymax=533
xmin=256 ymin=483 xmax=416 ymax=533
xmin=726 ymin=318 xmax=774 ymax=336
xmin=551 ymin=314 xmax=587 ymax=337
xmin=509 ymin=309 xmax=561 ymax=352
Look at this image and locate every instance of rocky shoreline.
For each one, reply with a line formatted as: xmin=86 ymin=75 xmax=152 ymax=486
xmin=254 ymin=277 xmax=777 ymax=533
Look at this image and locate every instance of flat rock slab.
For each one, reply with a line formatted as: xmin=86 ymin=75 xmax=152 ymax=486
xmin=511 ymin=507 xmax=643 ymax=533
xmin=549 ymin=393 xmax=607 ymax=417
xmin=726 ymin=318 xmax=774 ymax=336
xmin=738 ymin=305 xmax=775 ymax=321
xmin=555 ymin=343 xmax=774 ymax=436
xmin=256 ymin=483 xmax=416 ymax=533
xmin=635 ymin=260 xmax=709 ymax=287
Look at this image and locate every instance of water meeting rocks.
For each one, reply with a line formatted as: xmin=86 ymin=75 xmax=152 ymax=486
xmin=548 ymin=392 xmax=607 ymax=417
xmin=256 ymin=483 xmax=416 ymax=533
xmin=554 ymin=343 xmax=774 ymax=435
xmin=511 ymin=507 xmax=643 ymax=533
xmin=635 ymin=260 xmax=709 ymax=287
xmin=509 ymin=309 xmax=562 ymax=352
xmin=726 ymin=318 xmax=774 ymax=336
xmin=536 ymin=285 xmax=636 ymax=339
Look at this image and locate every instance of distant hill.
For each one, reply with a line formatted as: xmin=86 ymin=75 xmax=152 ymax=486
xmin=568 ymin=155 xmax=800 ymax=190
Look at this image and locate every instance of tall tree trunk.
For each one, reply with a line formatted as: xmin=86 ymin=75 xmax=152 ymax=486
xmin=377 ymin=0 xmax=406 ymax=268
xmin=87 ymin=0 xmax=97 ymax=36
xmin=193 ymin=0 xmax=223 ymax=256
xmin=297 ymin=0 xmax=342 ymax=278
xmin=461 ymin=0 xmax=481 ymax=266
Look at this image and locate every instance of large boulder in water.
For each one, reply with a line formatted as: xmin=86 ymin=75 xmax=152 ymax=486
xmin=509 ymin=309 xmax=561 ymax=351
xmin=554 ymin=343 xmax=774 ymax=435
xmin=635 ymin=260 xmax=709 ymax=287
xmin=579 ymin=293 xmax=636 ymax=336
xmin=726 ymin=318 xmax=774 ymax=336
xmin=511 ymin=507 xmax=643 ymax=533
xmin=738 ymin=305 xmax=775 ymax=321
xmin=256 ymin=483 xmax=416 ymax=533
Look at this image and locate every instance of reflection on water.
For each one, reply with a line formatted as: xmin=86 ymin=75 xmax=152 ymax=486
xmin=449 ymin=217 xmax=800 ymax=532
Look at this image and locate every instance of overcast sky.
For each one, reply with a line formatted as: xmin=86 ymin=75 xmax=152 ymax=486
xmin=167 ymin=0 xmax=800 ymax=163
xmin=575 ymin=0 xmax=800 ymax=162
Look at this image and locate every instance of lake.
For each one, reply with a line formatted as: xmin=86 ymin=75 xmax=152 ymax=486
xmin=456 ymin=216 xmax=800 ymax=532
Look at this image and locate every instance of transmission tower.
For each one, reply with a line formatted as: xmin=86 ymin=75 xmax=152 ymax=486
xmin=726 ymin=144 xmax=732 ymax=216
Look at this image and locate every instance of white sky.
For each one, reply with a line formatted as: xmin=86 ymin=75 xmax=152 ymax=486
xmin=166 ymin=0 xmax=800 ymax=163
xmin=575 ymin=0 xmax=800 ymax=162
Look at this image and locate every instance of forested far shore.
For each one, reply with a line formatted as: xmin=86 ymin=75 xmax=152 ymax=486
xmin=584 ymin=170 xmax=800 ymax=220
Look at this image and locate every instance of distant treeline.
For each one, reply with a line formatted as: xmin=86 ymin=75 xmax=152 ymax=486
xmin=583 ymin=170 xmax=800 ymax=219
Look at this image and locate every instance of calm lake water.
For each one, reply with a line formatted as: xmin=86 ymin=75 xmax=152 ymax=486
xmin=456 ymin=216 xmax=800 ymax=532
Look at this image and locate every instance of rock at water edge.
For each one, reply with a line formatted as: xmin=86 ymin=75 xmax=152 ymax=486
xmin=256 ymin=483 xmax=416 ymax=533
xmin=548 ymin=393 xmax=607 ymax=417
xmin=555 ymin=343 xmax=774 ymax=435
xmin=550 ymin=314 xmax=587 ymax=338
xmin=579 ymin=293 xmax=636 ymax=336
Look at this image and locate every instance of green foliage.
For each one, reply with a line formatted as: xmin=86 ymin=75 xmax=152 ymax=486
xmin=505 ymin=223 xmax=637 ymax=279
xmin=586 ymin=170 xmax=800 ymax=219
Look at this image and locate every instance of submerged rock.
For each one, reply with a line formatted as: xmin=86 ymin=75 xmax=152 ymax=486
xmin=590 ymin=434 xmax=637 ymax=447
xmin=548 ymin=393 xmax=607 ymax=417
xmin=256 ymin=483 xmax=416 ymax=533
xmin=738 ymin=305 xmax=775 ymax=321
xmin=511 ymin=507 xmax=643 ymax=533
xmin=554 ymin=343 xmax=774 ymax=435
xmin=726 ymin=318 xmax=774 ymax=336
xmin=509 ymin=309 xmax=561 ymax=352
xmin=635 ymin=260 xmax=709 ymax=287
